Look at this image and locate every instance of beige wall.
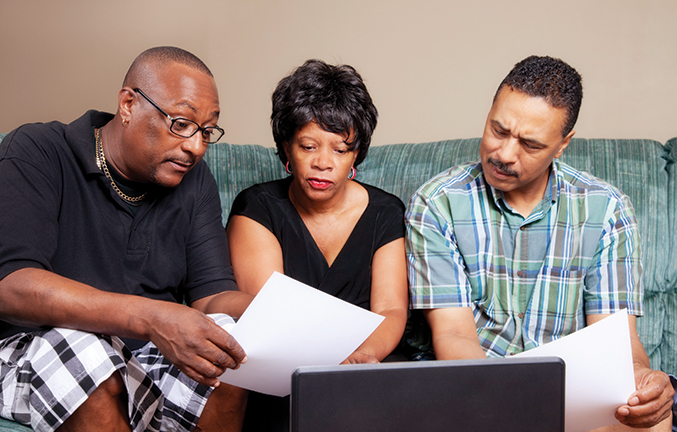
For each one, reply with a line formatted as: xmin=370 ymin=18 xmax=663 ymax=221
xmin=1 ymin=0 xmax=675 ymax=146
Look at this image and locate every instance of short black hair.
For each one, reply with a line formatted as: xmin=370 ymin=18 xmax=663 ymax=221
xmin=271 ymin=59 xmax=378 ymax=166
xmin=495 ymin=55 xmax=583 ymax=137
xmin=123 ymin=46 xmax=213 ymax=87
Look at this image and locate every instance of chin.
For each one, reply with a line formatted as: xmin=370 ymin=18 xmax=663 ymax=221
xmin=151 ymin=174 xmax=185 ymax=188
xmin=483 ymin=176 xmax=511 ymax=193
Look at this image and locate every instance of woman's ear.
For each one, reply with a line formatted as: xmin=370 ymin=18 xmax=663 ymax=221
xmin=283 ymin=141 xmax=291 ymax=161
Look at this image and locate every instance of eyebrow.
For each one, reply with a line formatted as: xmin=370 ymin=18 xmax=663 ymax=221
xmin=490 ymin=120 xmax=545 ymax=148
xmin=175 ymin=101 xmax=220 ymax=121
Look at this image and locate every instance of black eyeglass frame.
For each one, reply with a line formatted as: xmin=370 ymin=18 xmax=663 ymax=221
xmin=133 ymin=88 xmax=224 ymax=144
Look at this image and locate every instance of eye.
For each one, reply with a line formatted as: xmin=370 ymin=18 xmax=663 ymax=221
xmin=173 ymin=119 xmax=193 ymax=133
xmin=522 ymin=140 xmax=542 ymax=151
xmin=202 ymin=129 xmax=214 ymax=140
xmin=493 ymin=127 xmax=508 ymax=137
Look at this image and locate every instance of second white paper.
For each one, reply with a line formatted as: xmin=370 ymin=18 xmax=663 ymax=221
xmin=218 ymin=271 xmax=385 ymax=397
xmin=514 ymin=309 xmax=636 ymax=432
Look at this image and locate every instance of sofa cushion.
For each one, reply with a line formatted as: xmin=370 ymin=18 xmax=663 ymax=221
xmin=658 ymin=137 xmax=677 ymax=376
xmin=0 ymin=418 xmax=30 ymax=431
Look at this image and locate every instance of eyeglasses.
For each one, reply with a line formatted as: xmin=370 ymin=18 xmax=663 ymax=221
xmin=133 ymin=88 xmax=225 ymax=144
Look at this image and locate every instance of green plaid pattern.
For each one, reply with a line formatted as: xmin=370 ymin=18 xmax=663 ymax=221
xmin=406 ymin=160 xmax=643 ymax=357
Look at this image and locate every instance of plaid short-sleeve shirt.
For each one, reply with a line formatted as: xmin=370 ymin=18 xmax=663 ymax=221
xmin=406 ymin=160 xmax=643 ymax=357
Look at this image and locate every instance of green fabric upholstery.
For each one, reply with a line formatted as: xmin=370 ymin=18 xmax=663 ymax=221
xmin=0 ymin=419 xmax=30 ymax=432
xmin=203 ymin=143 xmax=286 ymax=226
xmin=660 ymin=137 xmax=677 ymax=377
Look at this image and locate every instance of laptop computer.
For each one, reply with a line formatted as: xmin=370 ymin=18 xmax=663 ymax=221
xmin=291 ymin=356 xmax=565 ymax=432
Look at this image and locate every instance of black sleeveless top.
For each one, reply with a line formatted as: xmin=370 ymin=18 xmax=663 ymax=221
xmin=229 ymin=177 xmax=406 ymax=432
xmin=229 ymin=176 xmax=405 ymax=310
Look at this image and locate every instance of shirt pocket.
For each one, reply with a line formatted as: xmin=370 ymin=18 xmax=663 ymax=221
xmin=529 ymin=267 xmax=587 ymax=343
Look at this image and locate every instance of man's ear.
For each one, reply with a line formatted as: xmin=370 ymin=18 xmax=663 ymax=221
xmin=118 ymin=87 xmax=135 ymax=119
xmin=554 ymin=129 xmax=575 ymax=159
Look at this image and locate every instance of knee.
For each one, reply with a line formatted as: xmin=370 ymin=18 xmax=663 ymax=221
xmin=96 ymin=371 xmax=126 ymax=400
xmin=59 ymin=371 xmax=129 ymax=432
xmin=196 ymin=384 xmax=248 ymax=432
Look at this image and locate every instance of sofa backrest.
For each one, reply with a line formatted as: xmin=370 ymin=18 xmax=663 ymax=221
xmin=202 ymin=138 xmax=483 ymax=226
xmin=659 ymin=137 xmax=677 ymax=376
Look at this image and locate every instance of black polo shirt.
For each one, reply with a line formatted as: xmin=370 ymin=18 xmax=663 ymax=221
xmin=0 ymin=111 xmax=237 ymax=343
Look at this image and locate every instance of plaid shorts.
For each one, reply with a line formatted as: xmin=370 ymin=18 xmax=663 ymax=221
xmin=0 ymin=314 xmax=235 ymax=432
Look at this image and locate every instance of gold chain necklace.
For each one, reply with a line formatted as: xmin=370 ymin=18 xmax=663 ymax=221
xmin=95 ymin=128 xmax=147 ymax=204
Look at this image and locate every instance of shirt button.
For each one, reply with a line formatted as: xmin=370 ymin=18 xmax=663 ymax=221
xmin=520 ymin=226 xmax=525 ymax=231
xmin=518 ymin=313 xmax=525 ymax=319
xmin=517 ymin=270 xmax=523 ymax=277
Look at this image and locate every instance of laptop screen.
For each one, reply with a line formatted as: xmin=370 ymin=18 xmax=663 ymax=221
xmin=291 ymin=356 xmax=565 ymax=432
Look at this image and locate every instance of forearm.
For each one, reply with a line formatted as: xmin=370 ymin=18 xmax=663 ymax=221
xmin=432 ymin=333 xmax=487 ymax=360
xmin=629 ymin=325 xmax=651 ymax=372
xmin=424 ymin=307 xmax=486 ymax=360
xmin=192 ymin=290 xmax=254 ymax=319
xmin=0 ymin=267 xmax=175 ymax=341
xmin=353 ymin=308 xmax=407 ymax=361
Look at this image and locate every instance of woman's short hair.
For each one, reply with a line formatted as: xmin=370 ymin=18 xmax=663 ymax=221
xmin=271 ymin=59 xmax=378 ymax=167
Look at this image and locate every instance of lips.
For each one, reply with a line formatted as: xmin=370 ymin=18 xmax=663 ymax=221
xmin=491 ymin=165 xmax=513 ymax=179
xmin=308 ymin=178 xmax=333 ymax=190
xmin=487 ymin=158 xmax=518 ymax=179
xmin=168 ymin=159 xmax=194 ymax=173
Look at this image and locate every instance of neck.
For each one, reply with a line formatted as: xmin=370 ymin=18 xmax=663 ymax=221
xmin=502 ymin=169 xmax=551 ymax=217
xmin=99 ymin=119 xmax=131 ymax=181
xmin=288 ymin=179 xmax=353 ymax=217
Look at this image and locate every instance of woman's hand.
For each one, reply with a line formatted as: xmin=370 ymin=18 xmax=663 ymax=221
xmin=342 ymin=350 xmax=379 ymax=364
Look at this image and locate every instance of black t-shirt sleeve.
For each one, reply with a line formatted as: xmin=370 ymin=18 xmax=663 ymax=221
xmin=0 ymin=125 xmax=63 ymax=281
xmin=183 ymin=162 xmax=239 ymax=304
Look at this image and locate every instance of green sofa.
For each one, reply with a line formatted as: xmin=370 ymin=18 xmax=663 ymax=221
xmin=1 ymin=135 xmax=677 ymax=431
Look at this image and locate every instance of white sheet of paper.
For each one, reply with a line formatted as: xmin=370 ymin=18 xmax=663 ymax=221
xmin=218 ymin=272 xmax=385 ymax=397
xmin=514 ymin=309 xmax=636 ymax=432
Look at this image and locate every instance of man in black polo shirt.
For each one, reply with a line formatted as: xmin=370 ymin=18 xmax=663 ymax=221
xmin=0 ymin=47 xmax=252 ymax=432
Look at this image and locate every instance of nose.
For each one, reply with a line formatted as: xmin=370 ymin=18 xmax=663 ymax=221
xmin=311 ymin=147 xmax=333 ymax=170
xmin=496 ymin=137 xmax=520 ymax=164
xmin=181 ymin=132 xmax=206 ymax=157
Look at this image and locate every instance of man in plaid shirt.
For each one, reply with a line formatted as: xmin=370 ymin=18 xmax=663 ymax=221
xmin=406 ymin=55 xmax=674 ymax=429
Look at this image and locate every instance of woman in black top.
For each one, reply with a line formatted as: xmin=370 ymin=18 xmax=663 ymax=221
xmin=227 ymin=59 xmax=408 ymax=432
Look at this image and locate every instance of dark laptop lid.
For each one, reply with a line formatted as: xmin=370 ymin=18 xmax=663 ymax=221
xmin=291 ymin=356 xmax=565 ymax=432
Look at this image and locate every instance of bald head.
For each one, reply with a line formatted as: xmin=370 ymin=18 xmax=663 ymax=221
xmin=122 ymin=46 xmax=213 ymax=89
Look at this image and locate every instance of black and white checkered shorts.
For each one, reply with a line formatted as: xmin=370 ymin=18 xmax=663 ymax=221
xmin=0 ymin=314 xmax=235 ymax=432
